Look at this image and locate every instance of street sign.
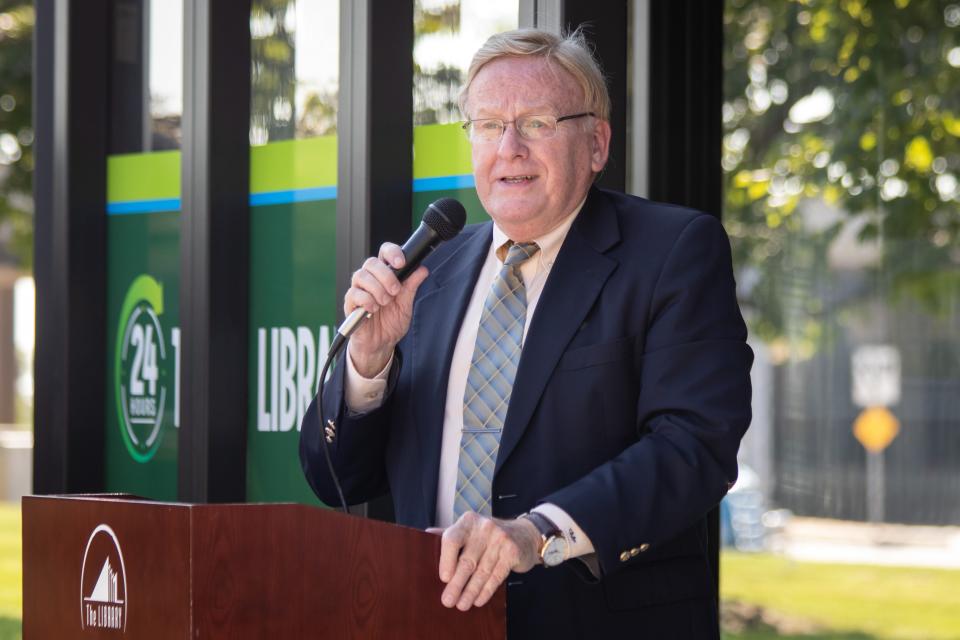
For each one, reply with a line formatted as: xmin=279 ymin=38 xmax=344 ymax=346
xmin=852 ymin=345 xmax=901 ymax=408
xmin=853 ymin=406 xmax=900 ymax=453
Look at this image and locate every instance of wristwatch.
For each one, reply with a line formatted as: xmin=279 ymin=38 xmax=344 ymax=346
xmin=522 ymin=511 xmax=569 ymax=567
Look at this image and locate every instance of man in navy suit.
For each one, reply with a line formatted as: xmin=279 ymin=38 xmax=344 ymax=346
xmin=301 ymin=28 xmax=752 ymax=638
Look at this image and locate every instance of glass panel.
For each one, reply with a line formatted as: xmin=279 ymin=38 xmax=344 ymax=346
xmin=246 ymin=0 xmax=339 ymax=503
xmin=104 ymin=0 xmax=184 ymax=499
xmin=412 ymin=0 xmax=519 ymax=225
xmin=722 ymin=1 xmax=960 ymax=637
xmin=0 ymin=3 xmax=34 ymax=505
xmin=147 ymin=0 xmax=183 ymax=149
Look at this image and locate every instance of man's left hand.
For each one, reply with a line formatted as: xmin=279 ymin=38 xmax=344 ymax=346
xmin=427 ymin=512 xmax=541 ymax=610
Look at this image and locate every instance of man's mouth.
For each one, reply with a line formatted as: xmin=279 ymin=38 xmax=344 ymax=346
xmin=500 ymin=175 xmax=536 ymax=184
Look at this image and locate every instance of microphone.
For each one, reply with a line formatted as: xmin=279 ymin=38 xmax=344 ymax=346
xmin=329 ymin=198 xmax=467 ymax=358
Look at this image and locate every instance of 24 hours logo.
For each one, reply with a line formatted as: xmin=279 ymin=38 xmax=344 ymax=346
xmin=115 ymin=275 xmax=172 ymax=463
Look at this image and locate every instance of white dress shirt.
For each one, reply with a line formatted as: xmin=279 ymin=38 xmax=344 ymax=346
xmin=344 ymin=201 xmax=596 ymax=562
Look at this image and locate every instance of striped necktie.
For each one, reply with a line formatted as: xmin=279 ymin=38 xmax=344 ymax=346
xmin=453 ymin=241 xmax=540 ymax=519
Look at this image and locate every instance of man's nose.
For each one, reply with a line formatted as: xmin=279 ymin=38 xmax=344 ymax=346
xmin=497 ymin=122 xmax=528 ymax=158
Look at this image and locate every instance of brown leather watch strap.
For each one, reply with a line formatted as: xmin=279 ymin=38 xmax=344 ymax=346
xmin=522 ymin=511 xmax=561 ymax=539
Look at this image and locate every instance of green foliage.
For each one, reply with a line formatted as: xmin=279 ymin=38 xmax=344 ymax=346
xmin=724 ymin=0 xmax=960 ymax=342
xmin=414 ymin=1 xmax=460 ymax=36
xmin=0 ymin=0 xmax=33 ymax=270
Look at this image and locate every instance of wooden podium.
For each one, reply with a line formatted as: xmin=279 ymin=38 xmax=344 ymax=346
xmin=22 ymin=495 xmax=505 ymax=638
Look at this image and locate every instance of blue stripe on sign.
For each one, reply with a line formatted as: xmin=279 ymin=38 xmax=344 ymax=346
xmin=249 ymin=186 xmax=338 ymax=206
xmin=107 ymin=198 xmax=181 ymax=215
xmin=413 ymin=175 xmax=475 ymax=192
xmin=107 ymin=176 xmax=473 ymax=214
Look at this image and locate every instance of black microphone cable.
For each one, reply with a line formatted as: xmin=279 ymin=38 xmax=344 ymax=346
xmin=315 ymin=351 xmax=348 ymax=513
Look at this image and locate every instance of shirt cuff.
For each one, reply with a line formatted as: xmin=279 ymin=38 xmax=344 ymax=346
xmin=532 ymin=503 xmax=595 ymax=558
xmin=344 ymin=348 xmax=392 ymax=413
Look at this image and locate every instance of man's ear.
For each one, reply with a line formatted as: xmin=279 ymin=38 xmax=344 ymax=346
xmin=590 ymin=118 xmax=612 ymax=173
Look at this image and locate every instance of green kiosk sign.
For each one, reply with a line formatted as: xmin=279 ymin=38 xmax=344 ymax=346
xmin=105 ymin=151 xmax=181 ymax=499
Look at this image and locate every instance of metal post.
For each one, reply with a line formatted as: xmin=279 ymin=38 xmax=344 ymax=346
xmin=648 ymin=0 xmax=723 ymax=217
xmin=336 ymin=0 xmax=413 ymax=521
xmin=628 ymin=0 xmax=650 ymax=197
xmin=866 ymin=450 xmax=885 ymax=523
xmin=33 ymin=0 xmax=109 ymax=494
xmin=178 ymin=0 xmax=251 ymax=503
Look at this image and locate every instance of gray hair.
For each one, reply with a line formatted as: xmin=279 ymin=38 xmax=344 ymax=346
xmin=458 ymin=27 xmax=611 ymax=122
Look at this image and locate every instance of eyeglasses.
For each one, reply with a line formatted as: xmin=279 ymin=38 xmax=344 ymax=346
xmin=461 ymin=112 xmax=595 ymax=143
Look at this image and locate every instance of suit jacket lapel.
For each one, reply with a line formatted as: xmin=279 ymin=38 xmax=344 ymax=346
xmin=409 ymin=223 xmax=492 ymax=524
xmin=495 ymin=189 xmax=621 ymax=476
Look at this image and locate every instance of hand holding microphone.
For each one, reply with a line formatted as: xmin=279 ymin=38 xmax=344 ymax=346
xmin=316 ymin=199 xmax=465 ymax=513
xmin=338 ymin=199 xmax=467 ymax=377
xmin=343 ymin=244 xmax=426 ymax=377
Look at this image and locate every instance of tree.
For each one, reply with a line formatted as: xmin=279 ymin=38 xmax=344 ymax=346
xmin=0 ymin=0 xmax=33 ymax=269
xmin=724 ymin=0 xmax=960 ymax=346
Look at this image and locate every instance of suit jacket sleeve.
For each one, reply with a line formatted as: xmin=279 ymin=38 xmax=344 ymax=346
xmin=299 ymin=349 xmax=400 ymax=507
xmin=541 ymin=213 xmax=753 ymax=575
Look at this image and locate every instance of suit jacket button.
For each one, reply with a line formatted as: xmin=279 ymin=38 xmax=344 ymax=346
xmin=639 ymin=543 xmax=650 ymax=552
xmin=619 ymin=551 xmax=630 ymax=562
xmin=629 ymin=547 xmax=640 ymax=557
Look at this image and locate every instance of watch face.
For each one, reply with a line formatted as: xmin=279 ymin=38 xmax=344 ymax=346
xmin=542 ymin=537 xmax=568 ymax=567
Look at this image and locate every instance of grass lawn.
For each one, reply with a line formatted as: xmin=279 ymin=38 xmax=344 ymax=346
xmin=722 ymin=551 xmax=960 ymax=640
xmin=0 ymin=504 xmax=20 ymax=640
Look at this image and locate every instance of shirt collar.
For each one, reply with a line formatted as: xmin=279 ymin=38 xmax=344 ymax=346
xmin=491 ymin=196 xmax=587 ymax=268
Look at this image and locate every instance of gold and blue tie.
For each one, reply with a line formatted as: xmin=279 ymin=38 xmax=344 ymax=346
xmin=454 ymin=241 xmax=540 ymax=519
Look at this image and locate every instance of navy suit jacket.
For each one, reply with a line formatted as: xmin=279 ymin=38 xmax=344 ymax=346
xmin=301 ymin=187 xmax=753 ymax=638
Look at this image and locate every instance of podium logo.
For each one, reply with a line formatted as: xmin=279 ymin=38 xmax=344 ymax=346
xmin=80 ymin=524 xmax=128 ymax=632
xmin=115 ymin=275 xmax=171 ymax=462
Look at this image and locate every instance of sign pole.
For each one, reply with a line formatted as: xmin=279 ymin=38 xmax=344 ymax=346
xmin=866 ymin=449 xmax=885 ymax=523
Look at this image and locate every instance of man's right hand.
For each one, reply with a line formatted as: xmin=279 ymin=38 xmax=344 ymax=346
xmin=344 ymin=242 xmax=429 ymax=377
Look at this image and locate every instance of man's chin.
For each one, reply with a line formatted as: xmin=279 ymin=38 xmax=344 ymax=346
xmin=486 ymin=208 xmax=542 ymax=231
xmin=483 ymin=198 xmax=543 ymax=224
